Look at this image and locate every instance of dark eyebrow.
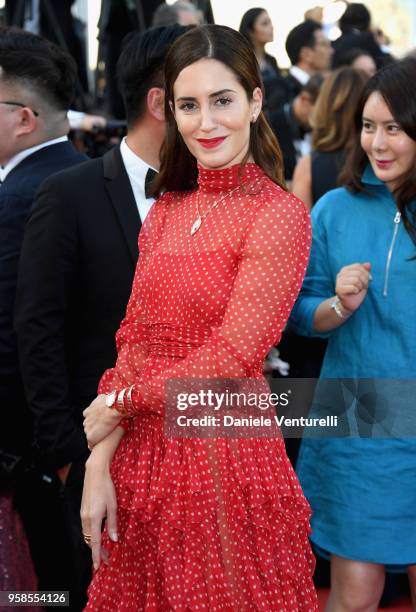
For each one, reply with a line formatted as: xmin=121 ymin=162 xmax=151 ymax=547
xmin=175 ymin=89 xmax=237 ymax=102
xmin=362 ymin=116 xmax=397 ymax=124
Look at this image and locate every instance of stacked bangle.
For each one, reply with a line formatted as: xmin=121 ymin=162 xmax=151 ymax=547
xmin=108 ymin=385 xmax=136 ymax=416
xmin=117 ymin=387 xmax=127 ymax=413
xmin=330 ymin=295 xmax=349 ymax=319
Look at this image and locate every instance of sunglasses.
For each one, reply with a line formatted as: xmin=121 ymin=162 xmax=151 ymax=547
xmin=0 ymin=100 xmax=39 ymax=116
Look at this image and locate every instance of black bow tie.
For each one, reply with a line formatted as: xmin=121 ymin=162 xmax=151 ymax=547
xmin=145 ymin=168 xmax=158 ymax=198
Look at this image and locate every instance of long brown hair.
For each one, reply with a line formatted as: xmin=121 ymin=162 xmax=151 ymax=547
xmin=153 ymin=25 xmax=285 ymax=194
xmin=311 ymin=67 xmax=368 ymax=152
xmin=339 ymin=57 xmax=416 ymax=246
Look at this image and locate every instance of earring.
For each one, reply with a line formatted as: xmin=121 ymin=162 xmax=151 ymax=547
xmin=251 ymin=114 xmax=257 ymax=123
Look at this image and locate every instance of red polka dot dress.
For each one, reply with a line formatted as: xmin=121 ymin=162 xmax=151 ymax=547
xmin=85 ymin=162 xmax=318 ymax=611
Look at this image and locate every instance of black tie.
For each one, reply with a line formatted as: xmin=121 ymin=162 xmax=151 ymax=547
xmin=145 ymin=168 xmax=158 ymax=199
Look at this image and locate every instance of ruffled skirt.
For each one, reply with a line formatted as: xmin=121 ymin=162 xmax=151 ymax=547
xmin=85 ymin=414 xmax=317 ymax=611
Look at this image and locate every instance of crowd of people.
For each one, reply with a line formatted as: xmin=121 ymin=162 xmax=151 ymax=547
xmin=1 ymin=2 xmax=415 ymax=611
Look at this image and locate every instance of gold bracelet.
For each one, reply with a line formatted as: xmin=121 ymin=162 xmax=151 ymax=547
xmin=126 ymin=385 xmax=135 ymax=413
xmin=117 ymin=387 xmax=128 ymax=414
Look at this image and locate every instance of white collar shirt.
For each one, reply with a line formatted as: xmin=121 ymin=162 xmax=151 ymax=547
xmin=289 ymin=66 xmax=311 ymax=86
xmin=119 ymin=137 xmax=157 ymax=224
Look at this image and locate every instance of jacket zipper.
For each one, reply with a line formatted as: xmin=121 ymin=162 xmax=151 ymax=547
xmin=383 ymin=211 xmax=401 ymax=297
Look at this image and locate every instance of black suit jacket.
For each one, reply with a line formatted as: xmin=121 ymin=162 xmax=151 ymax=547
xmin=283 ymin=73 xmax=303 ymax=99
xmin=0 ymin=141 xmax=86 ymax=468
xmin=14 ymin=145 xmax=141 ymax=471
xmin=268 ymin=103 xmax=304 ymax=181
xmin=332 ymin=30 xmax=391 ymax=69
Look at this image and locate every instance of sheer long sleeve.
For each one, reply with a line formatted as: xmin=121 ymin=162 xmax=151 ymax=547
xmin=126 ymin=192 xmax=311 ymax=416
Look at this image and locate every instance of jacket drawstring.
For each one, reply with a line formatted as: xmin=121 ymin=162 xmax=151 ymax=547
xmin=383 ymin=211 xmax=401 ymax=297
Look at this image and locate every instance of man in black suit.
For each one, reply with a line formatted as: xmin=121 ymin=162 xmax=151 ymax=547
xmin=14 ymin=25 xmax=187 ymax=610
xmin=0 ymin=24 xmax=86 ymax=596
xmin=284 ymin=20 xmax=332 ymax=98
xmin=332 ymin=2 xmax=392 ymax=69
xmin=268 ymin=74 xmax=323 ymax=181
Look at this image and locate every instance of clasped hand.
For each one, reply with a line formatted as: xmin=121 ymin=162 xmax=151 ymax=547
xmin=335 ymin=262 xmax=372 ymax=313
xmin=83 ymin=395 xmax=122 ymax=449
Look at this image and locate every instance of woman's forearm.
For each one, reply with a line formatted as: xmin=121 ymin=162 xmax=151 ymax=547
xmin=86 ymin=425 xmax=125 ymax=471
xmin=313 ymin=296 xmax=353 ymax=332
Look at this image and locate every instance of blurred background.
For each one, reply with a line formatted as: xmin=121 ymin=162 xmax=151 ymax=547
xmin=1 ymin=3 xmax=415 ymax=609
xmin=1 ymin=0 xmax=415 ymax=115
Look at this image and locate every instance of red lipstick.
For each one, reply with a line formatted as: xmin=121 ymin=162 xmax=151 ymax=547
xmin=375 ymin=159 xmax=393 ymax=169
xmin=196 ymin=136 xmax=227 ymax=149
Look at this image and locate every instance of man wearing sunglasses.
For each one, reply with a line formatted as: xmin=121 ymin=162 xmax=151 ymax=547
xmin=0 ymin=25 xmax=85 ymax=599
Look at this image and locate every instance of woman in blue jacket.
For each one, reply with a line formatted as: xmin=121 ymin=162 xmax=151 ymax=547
xmin=290 ymin=58 xmax=416 ymax=610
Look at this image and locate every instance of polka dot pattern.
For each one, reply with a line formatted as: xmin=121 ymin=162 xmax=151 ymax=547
xmin=85 ymin=163 xmax=317 ymax=611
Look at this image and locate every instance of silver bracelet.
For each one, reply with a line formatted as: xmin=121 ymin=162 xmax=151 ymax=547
xmin=330 ymin=296 xmax=346 ymax=319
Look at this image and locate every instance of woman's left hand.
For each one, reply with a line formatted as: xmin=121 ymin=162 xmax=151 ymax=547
xmin=83 ymin=395 xmax=122 ymax=449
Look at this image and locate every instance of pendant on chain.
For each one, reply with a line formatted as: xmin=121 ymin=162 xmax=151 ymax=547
xmin=190 ymin=184 xmax=240 ymax=236
xmin=190 ymin=215 xmax=202 ymax=236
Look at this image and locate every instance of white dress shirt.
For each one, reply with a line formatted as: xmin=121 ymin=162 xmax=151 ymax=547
xmin=119 ymin=137 xmax=157 ymax=224
xmin=0 ymin=136 xmax=68 ymax=183
xmin=289 ymin=66 xmax=311 ymax=86
xmin=24 ymin=0 xmax=40 ymax=33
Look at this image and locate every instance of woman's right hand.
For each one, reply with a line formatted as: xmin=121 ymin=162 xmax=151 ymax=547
xmin=335 ymin=262 xmax=371 ymax=313
xmin=81 ymin=454 xmax=118 ymax=571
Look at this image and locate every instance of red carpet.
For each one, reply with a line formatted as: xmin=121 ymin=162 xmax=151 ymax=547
xmin=318 ymin=589 xmax=412 ymax=611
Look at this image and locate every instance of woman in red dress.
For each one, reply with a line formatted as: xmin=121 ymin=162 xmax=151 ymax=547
xmin=81 ymin=25 xmax=317 ymax=611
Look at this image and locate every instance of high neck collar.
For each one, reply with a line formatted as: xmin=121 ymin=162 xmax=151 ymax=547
xmin=197 ymin=162 xmax=265 ymax=193
xmin=361 ymin=163 xmax=385 ymax=187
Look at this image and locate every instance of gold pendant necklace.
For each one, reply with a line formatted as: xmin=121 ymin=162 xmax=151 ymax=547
xmin=190 ymin=185 xmax=239 ymax=236
xmin=190 ymin=215 xmax=202 ymax=236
